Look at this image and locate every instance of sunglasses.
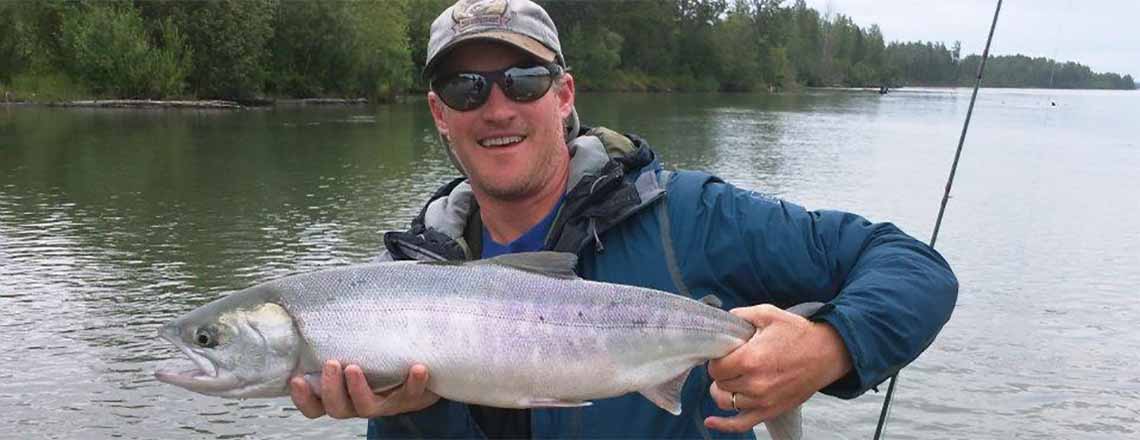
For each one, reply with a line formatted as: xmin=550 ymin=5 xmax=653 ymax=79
xmin=431 ymin=63 xmax=564 ymax=111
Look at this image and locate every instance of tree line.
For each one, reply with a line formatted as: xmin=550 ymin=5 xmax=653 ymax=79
xmin=1 ymin=0 xmax=1134 ymax=102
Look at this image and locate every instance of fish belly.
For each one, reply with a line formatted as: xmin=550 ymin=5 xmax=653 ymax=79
xmin=278 ymin=263 xmax=751 ymax=408
xmin=303 ymin=302 xmax=738 ymax=408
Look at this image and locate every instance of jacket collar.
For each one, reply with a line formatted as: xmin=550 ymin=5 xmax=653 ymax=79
xmin=383 ymin=127 xmax=665 ymax=261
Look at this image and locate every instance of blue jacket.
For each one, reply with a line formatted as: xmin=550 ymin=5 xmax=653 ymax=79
xmin=372 ymin=128 xmax=958 ymax=438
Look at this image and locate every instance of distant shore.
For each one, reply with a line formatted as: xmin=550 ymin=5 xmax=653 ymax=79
xmin=1 ymin=97 xmax=372 ymax=109
xmin=2 ymin=86 xmax=1133 ymax=109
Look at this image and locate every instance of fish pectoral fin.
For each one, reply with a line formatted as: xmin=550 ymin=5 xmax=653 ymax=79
xmin=302 ymin=373 xmax=323 ymax=395
xmin=764 ymin=405 xmax=803 ymax=440
xmin=363 ymin=372 xmax=406 ymax=394
xmin=302 ymin=372 xmax=404 ymax=395
xmin=521 ymin=398 xmax=593 ymax=408
xmin=473 ymin=252 xmax=580 ymax=279
xmin=371 ymin=381 xmax=403 ymax=394
xmin=638 ymin=369 xmax=691 ymax=416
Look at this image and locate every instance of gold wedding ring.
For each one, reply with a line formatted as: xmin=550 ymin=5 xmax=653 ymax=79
xmin=731 ymin=392 xmax=739 ymax=411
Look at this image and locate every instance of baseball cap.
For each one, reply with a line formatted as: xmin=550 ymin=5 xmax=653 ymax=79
xmin=424 ymin=0 xmax=566 ymax=79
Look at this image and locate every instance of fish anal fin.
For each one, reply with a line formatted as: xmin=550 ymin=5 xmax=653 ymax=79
xmin=475 ymin=252 xmax=580 ymax=279
xmin=785 ymin=302 xmax=825 ymax=318
xmin=522 ymin=398 xmax=593 ymax=408
xmin=639 ymin=369 xmax=691 ymax=416
xmin=764 ymin=405 xmax=803 ymax=440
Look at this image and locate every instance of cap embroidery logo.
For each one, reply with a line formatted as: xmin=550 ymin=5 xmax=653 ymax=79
xmin=452 ymin=0 xmax=512 ymax=32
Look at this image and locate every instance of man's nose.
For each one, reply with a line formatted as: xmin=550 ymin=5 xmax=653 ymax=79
xmin=480 ymin=83 xmax=518 ymax=123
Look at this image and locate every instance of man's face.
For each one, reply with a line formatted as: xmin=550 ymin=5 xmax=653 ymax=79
xmin=427 ymin=41 xmax=575 ymax=201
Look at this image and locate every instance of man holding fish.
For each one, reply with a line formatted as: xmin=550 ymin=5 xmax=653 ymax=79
xmin=281 ymin=0 xmax=958 ymax=438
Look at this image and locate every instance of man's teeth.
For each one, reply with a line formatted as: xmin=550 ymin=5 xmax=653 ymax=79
xmin=480 ymin=136 xmax=524 ymax=147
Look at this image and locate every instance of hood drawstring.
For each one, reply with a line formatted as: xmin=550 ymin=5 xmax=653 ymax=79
xmin=589 ymin=217 xmax=604 ymax=253
xmin=586 ymin=174 xmax=610 ymax=253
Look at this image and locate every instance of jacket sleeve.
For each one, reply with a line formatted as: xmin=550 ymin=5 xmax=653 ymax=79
xmin=668 ymin=171 xmax=958 ymax=398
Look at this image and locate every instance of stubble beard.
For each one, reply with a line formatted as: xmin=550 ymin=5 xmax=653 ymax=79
xmin=474 ymin=147 xmax=559 ymax=201
xmin=469 ymin=114 xmax=568 ymax=202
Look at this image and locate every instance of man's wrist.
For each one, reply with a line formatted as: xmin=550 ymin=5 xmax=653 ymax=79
xmin=809 ymin=322 xmax=854 ymax=386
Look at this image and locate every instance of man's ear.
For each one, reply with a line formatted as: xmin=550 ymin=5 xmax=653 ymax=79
xmin=428 ymin=90 xmax=467 ymax=175
xmin=427 ymin=91 xmax=449 ymax=137
xmin=556 ymin=73 xmax=575 ymax=120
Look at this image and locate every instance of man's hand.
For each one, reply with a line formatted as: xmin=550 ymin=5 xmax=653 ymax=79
xmin=289 ymin=360 xmax=440 ymax=419
xmin=704 ymin=304 xmax=852 ymax=433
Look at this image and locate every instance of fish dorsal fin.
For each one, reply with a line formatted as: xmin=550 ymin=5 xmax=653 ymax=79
xmin=698 ymin=294 xmax=723 ymax=308
xmin=638 ymin=368 xmax=691 ymax=415
xmin=474 ymin=251 xmax=580 ymax=279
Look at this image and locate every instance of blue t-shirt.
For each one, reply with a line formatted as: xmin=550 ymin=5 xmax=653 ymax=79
xmin=481 ymin=198 xmax=563 ymax=258
xmin=473 ymin=197 xmax=562 ymax=438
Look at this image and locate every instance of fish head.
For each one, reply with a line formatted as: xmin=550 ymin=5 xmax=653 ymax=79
xmin=155 ymin=288 xmax=302 ymax=398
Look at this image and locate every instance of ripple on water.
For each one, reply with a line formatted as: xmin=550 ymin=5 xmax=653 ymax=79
xmin=3 ymin=91 xmax=1140 ymax=439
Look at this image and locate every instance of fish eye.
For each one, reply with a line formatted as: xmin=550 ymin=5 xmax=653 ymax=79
xmin=193 ymin=327 xmax=218 ymax=348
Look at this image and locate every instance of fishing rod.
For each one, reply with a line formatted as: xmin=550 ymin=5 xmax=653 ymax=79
xmin=872 ymin=0 xmax=1004 ymax=438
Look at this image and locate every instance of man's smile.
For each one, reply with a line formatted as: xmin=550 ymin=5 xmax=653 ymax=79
xmin=479 ymin=135 xmax=525 ymax=148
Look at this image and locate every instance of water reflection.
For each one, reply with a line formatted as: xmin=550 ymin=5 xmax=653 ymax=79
xmin=2 ymin=88 xmax=1139 ymax=438
xmin=1 ymin=104 xmax=448 ymax=439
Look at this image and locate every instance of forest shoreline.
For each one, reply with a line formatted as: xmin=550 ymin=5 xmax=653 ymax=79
xmin=3 ymin=85 xmax=1133 ymax=109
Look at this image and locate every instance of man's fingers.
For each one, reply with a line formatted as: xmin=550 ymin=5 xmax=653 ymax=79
xmin=708 ymin=338 xmax=765 ymax=383
xmin=707 ymin=354 xmax=750 ymax=382
xmin=708 ymin=372 xmax=782 ymax=433
xmin=704 ymin=409 xmax=768 ymax=433
xmin=404 ymin=364 xmax=430 ymax=397
xmin=292 ymin=361 xmax=436 ymax=420
xmin=345 ymin=364 xmax=433 ymax=418
xmin=290 ymin=376 xmax=326 ymax=419
xmin=710 ymin=373 xmax=759 ymax=394
xmin=345 ymin=364 xmax=383 ymax=417
xmin=320 ymin=360 xmax=356 ymax=419
xmin=709 ymin=381 xmax=763 ymax=412
xmin=729 ymin=304 xmax=784 ymax=327
xmin=709 ymin=381 xmax=734 ymax=411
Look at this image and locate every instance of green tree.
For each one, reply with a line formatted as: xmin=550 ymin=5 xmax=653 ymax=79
xmin=610 ymin=1 xmax=678 ymax=77
xmin=347 ymin=0 xmax=413 ymax=101
xmin=176 ymin=0 xmax=276 ymax=99
xmin=562 ymin=23 xmax=623 ymax=91
xmin=406 ymin=0 xmax=454 ymax=89
xmin=5 ymin=0 xmax=1135 ymax=99
xmin=787 ymin=0 xmax=823 ymax=86
xmin=1 ymin=0 xmax=75 ymax=78
xmin=58 ymin=3 xmax=189 ymax=98
xmin=267 ymin=1 xmax=358 ymax=97
xmin=712 ymin=6 xmax=761 ymax=91
xmin=0 ymin=3 xmax=22 ymax=83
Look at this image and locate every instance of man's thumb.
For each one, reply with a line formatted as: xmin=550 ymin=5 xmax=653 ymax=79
xmin=729 ymin=304 xmax=784 ymax=327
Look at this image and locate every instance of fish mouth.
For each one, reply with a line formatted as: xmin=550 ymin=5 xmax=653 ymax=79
xmin=154 ymin=325 xmax=233 ymax=393
xmin=154 ymin=366 xmax=217 ymax=386
xmin=154 ymin=364 xmax=240 ymax=396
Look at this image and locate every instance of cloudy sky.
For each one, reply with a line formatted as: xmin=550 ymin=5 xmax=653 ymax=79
xmin=803 ymin=0 xmax=1140 ymax=78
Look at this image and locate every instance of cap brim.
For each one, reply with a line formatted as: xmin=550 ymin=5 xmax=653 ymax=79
xmin=424 ymin=31 xmax=557 ymax=79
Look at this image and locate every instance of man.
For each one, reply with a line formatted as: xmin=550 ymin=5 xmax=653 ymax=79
xmin=290 ymin=0 xmax=958 ymax=438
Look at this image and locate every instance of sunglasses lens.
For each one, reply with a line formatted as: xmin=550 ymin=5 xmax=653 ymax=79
xmin=433 ymin=65 xmax=559 ymax=111
xmin=436 ymin=73 xmax=491 ymax=111
xmin=502 ymin=66 xmax=555 ymax=102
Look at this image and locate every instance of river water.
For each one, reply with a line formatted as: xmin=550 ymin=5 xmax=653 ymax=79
xmin=1 ymin=88 xmax=1137 ymax=439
